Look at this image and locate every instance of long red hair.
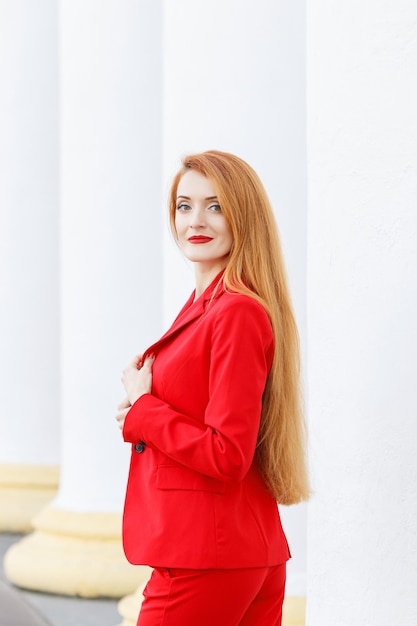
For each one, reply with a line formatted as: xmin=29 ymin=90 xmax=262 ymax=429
xmin=169 ymin=150 xmax=310 ymax=504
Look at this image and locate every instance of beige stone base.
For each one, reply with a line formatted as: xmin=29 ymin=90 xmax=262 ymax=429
xmin=0 ymin=463 xmax=59 ymax=532
xmin=116 ymin=582 xmax=305 ymax=626
xmin=116 ymin=581 xmax=148 ymax=626
xmin=4 ymin=506 xmax=150 ymax=598
xmin=283 ymin=595 xmax=306 ymax=625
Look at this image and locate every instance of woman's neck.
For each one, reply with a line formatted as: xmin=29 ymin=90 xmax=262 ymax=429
xmin=193 ymin=263 xmax=226 ymax=301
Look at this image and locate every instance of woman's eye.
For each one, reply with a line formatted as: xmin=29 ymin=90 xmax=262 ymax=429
xmin=176 ymin=203 xmax=191 ymax=211
xmin=207 ymin=204 xmax=222 ymax=212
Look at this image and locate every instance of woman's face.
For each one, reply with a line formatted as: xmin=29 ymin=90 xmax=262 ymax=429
xmin=175 ymin=169 xmax=233 ymax=272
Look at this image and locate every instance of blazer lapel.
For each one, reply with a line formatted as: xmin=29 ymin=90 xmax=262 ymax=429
xmin=142 ymin=271 xmax=225 ymax=359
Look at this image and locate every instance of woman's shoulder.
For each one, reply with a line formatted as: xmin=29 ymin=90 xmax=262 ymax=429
xmin=212 ymin=290 xmax=272 ymax=327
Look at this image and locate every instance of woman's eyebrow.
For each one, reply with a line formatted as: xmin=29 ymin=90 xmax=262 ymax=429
xmin=176 ymin=195 xmax=218 ymax=201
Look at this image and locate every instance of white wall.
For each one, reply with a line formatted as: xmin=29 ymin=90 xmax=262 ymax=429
xmin=306 ymin=1 xmax=417 ymax=623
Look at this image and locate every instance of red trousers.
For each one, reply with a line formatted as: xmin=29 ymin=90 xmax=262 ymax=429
xmin=137 ymin=563 xmax=286 ymax=626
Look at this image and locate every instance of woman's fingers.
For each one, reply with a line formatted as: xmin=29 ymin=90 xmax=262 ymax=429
xmin=115 ymin=405 xmax=130 ymax=431
xmin=117 ymin=397 xmax=131 ymax=410
xmin=142 ymin=355 xmax=155 ymax=369
xmin=116 ymin=354 xmax=154 ymax=434
xmin=120 ymin=353 xmax=155 ymax=407
xmin=129 ymin=354 xmax=143 ymax=368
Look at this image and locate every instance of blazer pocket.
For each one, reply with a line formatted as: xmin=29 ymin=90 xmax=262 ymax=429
xmin=156 ymin=465 xmax=226 ymax=494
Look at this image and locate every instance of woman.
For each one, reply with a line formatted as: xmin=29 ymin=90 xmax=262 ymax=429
xmin=116 ymin=150 xmax=310 ymax=626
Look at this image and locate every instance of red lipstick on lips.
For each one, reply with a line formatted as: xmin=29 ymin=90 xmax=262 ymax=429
xmin=188 ymin=236 xmax=213 ymax=244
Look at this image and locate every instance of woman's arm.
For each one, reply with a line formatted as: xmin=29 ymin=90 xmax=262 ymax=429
xmin=123 ymin=298 xmax=274 ymax=482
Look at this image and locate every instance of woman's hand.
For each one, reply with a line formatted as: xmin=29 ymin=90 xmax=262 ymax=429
xmin=121 ymin=354 xmax=155 ymax=406
xmin=115 ymin=396 xmax=131 ymax=431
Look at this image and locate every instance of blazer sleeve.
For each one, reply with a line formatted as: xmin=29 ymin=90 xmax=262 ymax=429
xmin=123 ymin=297 xmax=274 ymax=482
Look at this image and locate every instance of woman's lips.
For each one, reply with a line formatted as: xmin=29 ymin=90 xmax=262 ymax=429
xmin=188 ymin=236 xmax=213 ymax=244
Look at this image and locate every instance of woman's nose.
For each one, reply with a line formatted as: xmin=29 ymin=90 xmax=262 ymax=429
xmin=189 ymin=207 xmax=206 ymax=228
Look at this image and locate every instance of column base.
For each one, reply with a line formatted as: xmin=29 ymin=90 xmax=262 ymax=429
xmin=117 ymin=581 xmax=148 ymax=626
xmin=4 ymin=506 xmax=151 ymax=598
xmin=0 ymin=463 xmax=59 ymax=532
xmin=283 ymin=595 xmax=306 ymax=625
xmin=116 ymin=584 xmax=306 ymax=626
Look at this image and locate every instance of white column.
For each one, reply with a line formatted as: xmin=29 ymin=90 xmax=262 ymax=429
xmin=306 ymin=1 xmax=417 ymax=625
xmin=164 ymin=0 xmax=308 ymax=602
xmin=0 ymin=1 xmax=60 ymax=530
xmin=5 ymin=0 xmax=162 ymax=598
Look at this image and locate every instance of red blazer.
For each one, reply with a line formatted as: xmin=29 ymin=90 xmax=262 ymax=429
xmin=122 ymin=273 xmax=290 ymax=569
